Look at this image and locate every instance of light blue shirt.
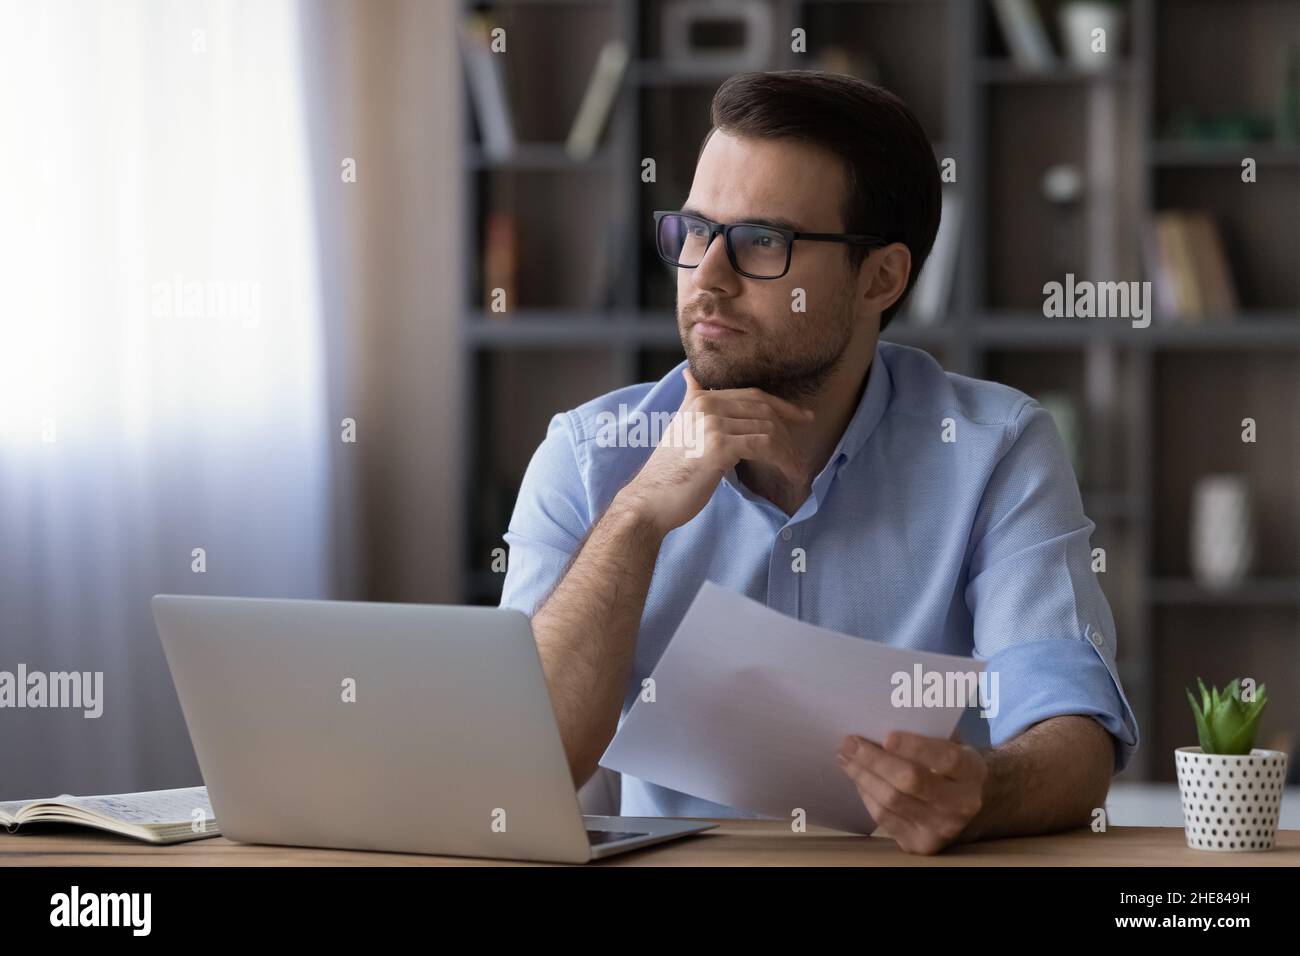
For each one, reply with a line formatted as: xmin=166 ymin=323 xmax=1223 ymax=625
xmin=501 ymin=341 xmax=1140 ymax=819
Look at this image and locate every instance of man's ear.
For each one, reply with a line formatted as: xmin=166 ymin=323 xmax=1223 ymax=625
xmin=857 ymin=242 xmax=912 ymax=315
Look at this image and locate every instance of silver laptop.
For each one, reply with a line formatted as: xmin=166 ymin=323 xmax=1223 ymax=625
xmin=151 ymin=595 xmax=715 ymax=863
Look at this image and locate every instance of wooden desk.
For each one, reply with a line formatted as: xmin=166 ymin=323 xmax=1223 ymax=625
xmin=4 ymin=821 xmax=1300 ymax=866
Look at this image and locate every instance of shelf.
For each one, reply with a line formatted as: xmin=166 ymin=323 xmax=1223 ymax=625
xmin=1149 ymin=579 xmax=1300 ymax=607
xmin=467 ymin=143 xmax=614 ymax=171
xmin=974 ymin=59 xmax=1136 ymax=85
xmin=878 ymin=321 xmax=957 ymax=350
xmin=631 ymin=62 xmax=736 ymax=88
xmin=466 ymin=312 xmax=961 ymax=350
xmin=1142 ymin=318 xmax=1300 ymax=348
xmin=457 ymin=0 xmax=1300 ymax=786
xmin=975 ymin=313 xmax=1300 ymax=348
xmin=1150 ymin=141 xmax=1300 ymax=168
xmin=473 ymin=0 xmax=614 ymax=5
xmin=466 ymin=312 xmax=678 ymax=347
xmin=803 ymin=0 xmax=949 ymax=4
xmin=975 ymin=315 xmax=1100 ymax=346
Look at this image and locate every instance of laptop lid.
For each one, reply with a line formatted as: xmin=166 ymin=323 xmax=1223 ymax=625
xmin=152 ymin=595 xmax=594 ymax=863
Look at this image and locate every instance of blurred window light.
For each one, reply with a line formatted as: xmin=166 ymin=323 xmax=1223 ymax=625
xmin=0 ymin=0 xmax=326 ymax=451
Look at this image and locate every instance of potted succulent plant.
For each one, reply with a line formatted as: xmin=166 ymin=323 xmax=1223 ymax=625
xmin=1177 ymin=678 xmax=1288 ymax=851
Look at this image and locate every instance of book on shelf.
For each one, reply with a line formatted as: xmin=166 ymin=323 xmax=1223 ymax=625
xmin=460 ymin=13 xmax=515 ymax=162
xmin=566 ymin=40 xmax=630 ymax=162
xmin=1144 ymin=210 xmax=1239 ymax=322
xmin=1 ymin=786 xmax=219 ymax=845
xmin=1143 ymin=213 xmax=1178 ymax=318
xmin=483 ymin=210 xmax=517 ymax=316
xmin=991 ymin=0 xmax=1056 ymax=72
xmin=1186 ymin=211 xmax=1239 ymax=317
xmin=1165 ymin=212 xmax=1202 ymax=317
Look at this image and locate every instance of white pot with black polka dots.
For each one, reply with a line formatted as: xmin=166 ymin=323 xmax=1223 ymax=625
xmin=1176 ymin=747 xmax=1288 ymax=852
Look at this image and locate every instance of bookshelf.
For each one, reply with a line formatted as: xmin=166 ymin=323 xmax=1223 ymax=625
xmin=459 ymin=0 xmax=1300 ymax=782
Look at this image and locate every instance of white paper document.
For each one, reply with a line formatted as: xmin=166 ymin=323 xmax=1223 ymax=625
xmin=600 ymin=582 xmax=987 ymax=834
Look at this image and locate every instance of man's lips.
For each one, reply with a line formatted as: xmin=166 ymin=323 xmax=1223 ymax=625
xmin=691 ymin=316 xmax=746 ymax=338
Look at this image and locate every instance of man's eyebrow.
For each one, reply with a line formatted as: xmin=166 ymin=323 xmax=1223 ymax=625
xmin=679 ymin=205 xmax=805 ymax=233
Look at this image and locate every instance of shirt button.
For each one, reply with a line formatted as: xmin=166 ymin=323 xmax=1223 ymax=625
xmin=1089 ymin=628 xmax=1103 ymax=647
xmin=780 ymin=528 xmax=792 ymax=541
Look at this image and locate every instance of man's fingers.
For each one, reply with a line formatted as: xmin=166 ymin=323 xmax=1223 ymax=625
xmin=855 ymin=791 xmax=918 ymax=845
xmin=883 ymin=730 xmax=972 ymax=780
xmin=726 ymin=386 xmax=816 ymax=423
xmin=838 ymin=753 xmax=929 ymax=829
xmin=844 ymin=737 xmax=962 ymax=805
xmin=838 ymin=747 xmax=972 ymax=854
xmin=722 ymin=432 xmax=806 ymax=487
xmin=689 ymin=396 xmax=779 ymax=421
xmin=707 ymin=416 xmax=776 ymax=436
xmin=681 ymin=367 xmax=703 ymax=404
xmin=676 ymin=376 xmax=812 ymax=484
xmin=687 ymin=389 xmax=814 ymax=425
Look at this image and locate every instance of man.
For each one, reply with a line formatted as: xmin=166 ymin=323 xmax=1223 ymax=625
xmin=501 ymin=71 xmax=1139 ymax=855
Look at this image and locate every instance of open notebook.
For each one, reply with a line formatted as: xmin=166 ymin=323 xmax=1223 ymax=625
xmin=0 ymin=786 xmax=219 ymax=844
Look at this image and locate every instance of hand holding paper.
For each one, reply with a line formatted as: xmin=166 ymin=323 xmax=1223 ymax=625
xmin=600 ymin=582 xmax=988 ymax=835
xmin=835 ymin=729 xmax=991 ymax=854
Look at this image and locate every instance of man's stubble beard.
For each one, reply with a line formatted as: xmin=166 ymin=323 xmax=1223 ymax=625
xmin=677 ymin=279 xmax=857 ymax=404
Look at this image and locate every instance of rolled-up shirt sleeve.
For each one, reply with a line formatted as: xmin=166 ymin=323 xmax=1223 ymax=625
xmin=964 ymin=399 xmax=1141 ymax=773
xmin=499 ymin=412 xmax=593 ymax=617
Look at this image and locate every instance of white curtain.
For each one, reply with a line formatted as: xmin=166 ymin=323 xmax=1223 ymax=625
xmin=0 ymin=0 xmax=330 ymax=798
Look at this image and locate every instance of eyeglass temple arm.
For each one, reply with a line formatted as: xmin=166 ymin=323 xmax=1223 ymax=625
xmin=794 ymin=232 xmax=889 ymax=246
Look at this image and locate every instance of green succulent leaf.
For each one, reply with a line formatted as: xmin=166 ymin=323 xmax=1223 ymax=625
xmin=1186 ymin=686 xmax=1215 ymax=752
xmin=1220 ymin=710 xmax=1260 ymax=755
xmin=1188 ymin=677 xmax=1270 ymax=755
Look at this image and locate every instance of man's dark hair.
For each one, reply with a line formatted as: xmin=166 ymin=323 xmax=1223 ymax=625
xmin=700 ymin=70 xmax=942 ymax=331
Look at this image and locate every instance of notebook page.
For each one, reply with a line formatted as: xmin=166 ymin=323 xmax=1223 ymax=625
xmin=43 ymin=787 xmax=214 ymax=827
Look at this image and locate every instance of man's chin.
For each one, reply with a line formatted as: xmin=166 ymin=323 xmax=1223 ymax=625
xmin=684 ymin=350 xmax=758 ymax=392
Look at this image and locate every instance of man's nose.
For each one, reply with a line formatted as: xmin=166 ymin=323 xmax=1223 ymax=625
xmin=691 ymin=230 xmax=740 ymax=293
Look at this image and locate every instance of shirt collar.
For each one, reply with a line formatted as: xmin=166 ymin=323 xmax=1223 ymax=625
xmin=794 ymin=346 xmax=892 ymax=516
xmin=826 ymin=343 xmax=893 ymax=469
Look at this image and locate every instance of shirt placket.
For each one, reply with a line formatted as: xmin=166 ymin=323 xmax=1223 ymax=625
xmin=768 ymin=523 xmax=801 ymax=620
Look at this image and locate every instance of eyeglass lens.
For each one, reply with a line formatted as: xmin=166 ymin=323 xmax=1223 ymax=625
xmin=657 ymin=214 xmax=790 ymax=278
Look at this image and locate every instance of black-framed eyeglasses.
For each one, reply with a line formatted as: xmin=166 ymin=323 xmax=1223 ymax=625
xmin=653 ymin=210 xmax=889 ymax=280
